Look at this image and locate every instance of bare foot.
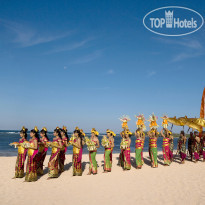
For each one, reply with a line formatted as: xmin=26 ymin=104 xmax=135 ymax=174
xmin=87 ymin=172 xmax=91 ymax=175
xmin=103 ymin=171 xmax=108 ymax=173
xmin=47 ymin=177 xmax=52 ymax=180
xmin=12 ymin=177 xmax=16 ymax=179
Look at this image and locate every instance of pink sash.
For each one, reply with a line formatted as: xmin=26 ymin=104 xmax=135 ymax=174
xmin=77 ymin=148 xmax=83 ymax=162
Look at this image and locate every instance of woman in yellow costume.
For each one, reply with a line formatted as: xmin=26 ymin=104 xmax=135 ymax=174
xmin=10 ymin=126 xmax=28 ymax=178
xmin=135 ymin=128 xmax=143 ymax=169
xmin=71 ymin=128 xmax=84 ymax=176
xmin=36 ymin=127 xmax=49 ymax=175
xmin=47 ymin=127 xmax=62 ymax=179
xmin=25 ymin=127 xmax=39 ymax=182
xmin=121 ymin=129 xmax=131 ymax=170
xmin=147 ymin=114 xmax=159 ymax=168
xmin=103 ymin=129 xmax=115 ymax=173
xmin=118 ymin=131 xmax=125 ymax=166
xmin=135 ymin=114 xmax=146 ymax=165
xmin=87 ymin=128 xmax=100 ymax=175
xmin=59 ymin=126 xmax=69 ymax=172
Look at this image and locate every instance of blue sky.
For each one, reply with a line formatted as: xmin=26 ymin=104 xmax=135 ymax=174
xmin=0 ymin=0 xmax=204 ymax=133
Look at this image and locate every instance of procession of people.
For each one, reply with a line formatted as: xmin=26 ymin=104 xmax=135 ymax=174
xmin=10 ymin=114 xmax=205 ymax=182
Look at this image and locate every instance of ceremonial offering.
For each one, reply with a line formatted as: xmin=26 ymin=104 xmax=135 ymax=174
xmin=161 ymin=115 xmax=169 ymax=128
xmin=148 ymin=113 xmax=159 ymax=129
xmin=120 ymin=138 xmax=128 ymax=150
xmin=21 ymin=141 xmax=30 ymax=149
xmin=135 ymin=114 xmax=146 ymax=131
xmin=84 ymin=136 xmax=96 ymax=151
xmin=101 ymin=135 xmax=109 ymax=148
xmin=119 ymin=115 xmax=131 ymax=129
xmin=67 ymin=134 xmax=76 ymax=146
xmin=9 ymin=142 xmax=19 ymax=148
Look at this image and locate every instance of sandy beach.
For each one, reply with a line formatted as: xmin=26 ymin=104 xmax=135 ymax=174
xmin=1 ymin=151 xmax=205 ymax=205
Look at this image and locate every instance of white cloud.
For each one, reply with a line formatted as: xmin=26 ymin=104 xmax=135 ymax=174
xmin=171 ymin=52 xmax=203 ymax=62
xmin=147 ymin=71 xmax=156 ymax=77
xmin=45 ymin=38 xmax=94 ymax=54
xmin=153 ymin=37 xmax=202 ymax=49
xmin=69 ymin=50 xmax=102 ymax=65
xmin=0 ymin=19 xmax=72 ymax=47
xmin=107 ymin=69 xmax=114 ymax=75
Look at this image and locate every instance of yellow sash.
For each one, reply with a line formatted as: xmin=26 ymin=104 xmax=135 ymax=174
xmin=18 ymin=145 xmax=25 ymax=154
xmin=73 ymin=146 xmax=80 ymax=154
xmin=28 ymin=142 xmax=34 ymax=156
xmin=52 ymin=141 xmax=58 ymax=153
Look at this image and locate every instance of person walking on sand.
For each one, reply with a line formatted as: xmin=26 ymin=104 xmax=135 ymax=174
xmin=177 ymin=131 xmax=187 ymax=164
xmin=59 ymin=126 xmax=69 ymax=173
xmin=103 ymin=129 xmax=114 ymax=173
xmin=25 ymin=127 xmax=39 ymax=182
xmin=10 ymin=126 xmax=28 ymax=179
xmin=135 ymin=128 xmax=143 ymax=169
xmin=147 ymin=113 xmax=159 ymax=168
xmin=161 ymin=128 xmax=171 ymax=166
xmin=36 ymin=127 xmax=49 ymax=176
xmin=87 ymin=128 xmax=100 ymax=175
xmin=121 ymin=129 xmax=131 ymax=170
xmin=47 ymin=127 xmax=62 ymax=179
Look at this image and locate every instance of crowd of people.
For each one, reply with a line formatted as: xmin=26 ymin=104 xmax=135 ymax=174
xmin=10 ymin=124 xmax=205 ymax=182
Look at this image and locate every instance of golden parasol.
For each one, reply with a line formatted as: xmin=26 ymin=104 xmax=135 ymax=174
xmin=191 ymin=118 xmax=205 ymax=127
xmin=184 ymin=119 xmax=203 ymax=132
xmin=167 ymin=116 xmax=183 ymax=126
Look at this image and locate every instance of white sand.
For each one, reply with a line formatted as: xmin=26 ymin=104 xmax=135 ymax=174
xmin=1 ymin=151 xmax=205 ymax=205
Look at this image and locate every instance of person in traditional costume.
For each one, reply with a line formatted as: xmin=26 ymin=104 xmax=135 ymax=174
xmin=188 ymin=132 xmax=195 ymax=161
xmin=135 ymin=114 xmax=146 ymax=165
xmin=193 ymin=131 xmax=200 ymax=163
xmin=59 ymin=126 xmax=69 ymax=172
xmin=118 ymin=131 xmax=125 ymax=166
xmin=36 ymin=127 xmax=49 ymax=175
xmin=135 ymin=128 xmax=143 ymax=169
xmin=109 ymin=130 xmax=116 ymax=165
xmin=168 ymin=131 xmax=174 ymax=162
xmin=25 ymin=126 xmax=39 ymax=182
xmin=147 ymin=113 xmax=159 ymax=168
xmin=177 ymin=131 xmax=187 ymax=164
xmin=161 ymin=115 xmax=174 ymax=162
xmin=47 ymin=127 xmax=62 ymax=179
xmin=120 ymin=129 xmax=131 ymax=170
xmin=202 ymin=133 xmax=205 ymax=162
xmin=87 ymin=128 xmax=100 ymax=175
xmin=103 ymin=129 xmax=115 ymax=173
xmin=160 ymin=128 xmax=171 ymax=166
xmin=10 ymin=126 xmax=28 ymax=178
xmin=71 ymin=127 xmax=84 ymax=176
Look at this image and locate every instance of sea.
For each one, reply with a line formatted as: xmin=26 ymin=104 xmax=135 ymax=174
xmin=0 ymin=130 xmax=182 ymax=156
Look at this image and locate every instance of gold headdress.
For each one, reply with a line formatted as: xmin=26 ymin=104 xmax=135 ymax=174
xmin=135 ymin=114 xmax=146 ymax=131
xmin=42 ymin=127 xmax=47 ymax=132
xmin=110 ymin=130 xmax=116 ymax=137
xmin=91 ymin=128 xmax=99 ymax=136
xmin=148 ymin=113 xmax=159 ymax=129
xmin=125 ymin=129 xmax=132 ymax=135
xmin=21 ymin=126 xmax=26 ymax=132
xmin=119 ymin=115 xmax=131 ymax=129
xmin=62 ymin=126 xmax=67 ymax=132
xmin=80 ymin=129 xmax=86 ymax=136
xmin=106 ymin=129 xmax=111 ymax=133
xmin=75 ymin=126 xmax=79 ymax=130
xmin=34 ymin=126 xmax=39 ymax=132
